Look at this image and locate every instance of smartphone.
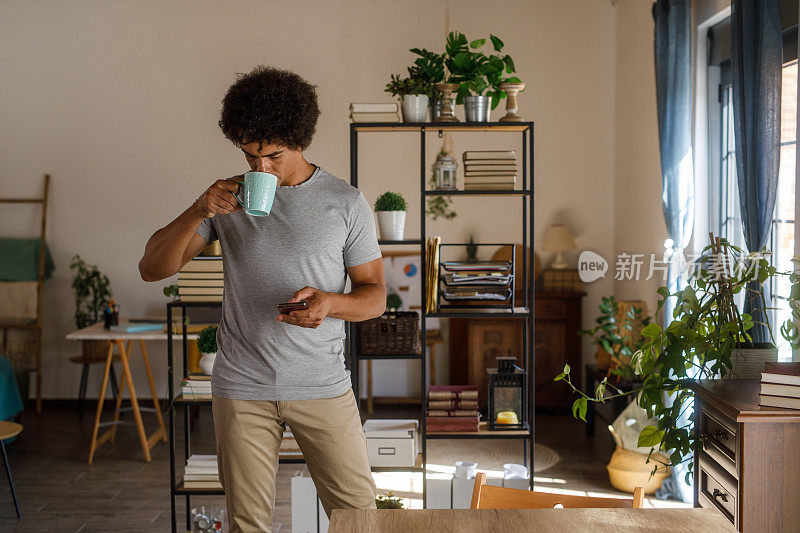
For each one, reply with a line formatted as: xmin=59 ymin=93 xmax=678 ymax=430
xmin=277 ymin=300 xmax=309 ymax=314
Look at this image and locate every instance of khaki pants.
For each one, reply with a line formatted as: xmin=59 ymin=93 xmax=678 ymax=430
xmin=212 ymin=389 xmax=377 ymax=533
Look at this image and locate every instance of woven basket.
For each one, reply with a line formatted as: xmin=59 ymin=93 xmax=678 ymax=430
xmin=358 ymin=312 xmax=419 ymax=355
xmin=607 ymin=447 xmax=670 ymax=494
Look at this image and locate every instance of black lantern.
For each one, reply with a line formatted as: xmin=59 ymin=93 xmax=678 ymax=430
xmin=487 ymin=356 xmax=526 ymax=431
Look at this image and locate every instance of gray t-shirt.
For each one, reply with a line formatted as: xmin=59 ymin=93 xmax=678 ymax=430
xmin=195 ymin=166 xmax=381 ymax=401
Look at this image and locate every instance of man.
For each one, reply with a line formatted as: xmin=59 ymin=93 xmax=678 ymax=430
xmin=138 ymin=65 xmax=384 ymax=532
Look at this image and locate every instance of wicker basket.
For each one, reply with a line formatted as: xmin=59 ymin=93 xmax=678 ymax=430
xmin=358 ymin=312 xmax=419 ymax=355
xmin=606 ymin=447 xmax=671 ymax=494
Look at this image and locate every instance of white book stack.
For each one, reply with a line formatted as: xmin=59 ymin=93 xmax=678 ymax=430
xmin=349 ymin=103 xmax=400 ymax=123
xmin=183 ymin=454 xmax=221 ymax=489
xmin=178 ymin=257 xmax=223 ymax=302
xmin=181 ymin=375 xmax=212 ymax=399
xmin=462 ymin=150 xmax=518 ymax=190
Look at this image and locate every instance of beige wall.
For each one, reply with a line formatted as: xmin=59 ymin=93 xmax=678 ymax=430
xmin=0 ymin=0 xmax=658 ymax=399
xmin=612 ymin=0 xmax=666 ymax=318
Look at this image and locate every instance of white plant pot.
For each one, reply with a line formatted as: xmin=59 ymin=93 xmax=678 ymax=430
xmin=377 ymin=211 xmax=406 ymax=241
xmin=401 ymin=94 xmax=429 ymax=123
xmin=199 ymin=351 xmax=217 ymax=376
xmin=729 ymin=344 xmax=778 ymax=379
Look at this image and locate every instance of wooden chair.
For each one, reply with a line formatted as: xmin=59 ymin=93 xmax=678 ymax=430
xmin=470 ymin=472 xmax=645 ymax=510
xmin=0 ymin=421 xmax=23 ymax=518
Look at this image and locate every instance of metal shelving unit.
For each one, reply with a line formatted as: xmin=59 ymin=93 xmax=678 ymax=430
xmin=165 ymin=301 xmax=317 ymax=532
xmin=348 ymin=121 xmax=535 ymax=507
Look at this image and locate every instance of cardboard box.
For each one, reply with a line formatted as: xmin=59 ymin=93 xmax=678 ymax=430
xmin=363 ymin=419 xmax=419 ymax=467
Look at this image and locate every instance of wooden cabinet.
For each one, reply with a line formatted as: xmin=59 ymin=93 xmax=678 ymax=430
xmin=449 ymin=292 xmax=583 ymax=409
xmin=691 ymin=380 xmax=800 ymax=532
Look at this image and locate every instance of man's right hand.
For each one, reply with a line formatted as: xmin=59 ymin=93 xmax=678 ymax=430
xmin=193 ymin=176 xmax=243 ymax=218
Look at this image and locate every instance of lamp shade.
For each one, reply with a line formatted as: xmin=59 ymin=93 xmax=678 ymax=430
xmin=542 ymin=224 xmax=576 ymax=252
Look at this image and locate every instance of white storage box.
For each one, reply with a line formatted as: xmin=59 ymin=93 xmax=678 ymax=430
xmin=291 ymin=472 xmax=329 ymax=533
xmin=363 ymin=419 xmax=419 ymax=468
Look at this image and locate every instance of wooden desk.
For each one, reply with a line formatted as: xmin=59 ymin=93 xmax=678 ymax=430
xmin=66 ymin=320 xmax=197 ymax=463
xmin=329 ymin=508 xmax=736 ymax=533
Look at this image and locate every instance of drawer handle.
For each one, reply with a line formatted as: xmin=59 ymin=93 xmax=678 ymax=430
xmin=713 ymin=429 xmax=729 ymax=441
xmin=712 ymin=488 xmax=729 ymax=503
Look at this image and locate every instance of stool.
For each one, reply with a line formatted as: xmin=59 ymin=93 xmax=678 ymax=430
xmin=69 ymin=355 xmax=120 ymax=418
xmin=0 ymin=421 xmax=23 ymax=518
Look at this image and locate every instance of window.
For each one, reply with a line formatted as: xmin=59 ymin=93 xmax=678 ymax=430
xmin=710 ymin=21 xmax=797 ymax=361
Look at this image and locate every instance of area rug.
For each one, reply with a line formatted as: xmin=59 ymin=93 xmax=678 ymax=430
xmin=426 ymin=439 xmax=560 ymax=473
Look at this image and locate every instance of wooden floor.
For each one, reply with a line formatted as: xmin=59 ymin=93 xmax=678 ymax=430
xmin=0 ymin=402 xmax=667 ymax=532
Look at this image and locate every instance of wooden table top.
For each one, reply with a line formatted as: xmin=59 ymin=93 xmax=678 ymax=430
xmin=65 ymin=319 xmax=199 ymax=341
xmin=328 ymin=508 xmax=737 ymax=533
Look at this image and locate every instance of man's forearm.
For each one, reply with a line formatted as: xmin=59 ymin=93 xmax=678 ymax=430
xmin=139 ymin=205 xmax=206 ymax=282
xmin=326 ymin=283 xmax=386 ymax=322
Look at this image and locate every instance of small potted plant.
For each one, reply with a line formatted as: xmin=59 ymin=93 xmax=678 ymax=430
xmin=385 ymin=71 xmax=431 ymax=123
xmin=410 ymin=47 xmax=447 ymax=119
xmin=70 ymin=255 xmax=113 ymax=361
xmin=197 ymin=325 xmax=218 ymax=375
xmin=444 ymin=31 xmax=520 ymax=122
xmin=374 ymin=191 xmax=408 ymax=241
xmin=375 ymin=492 xmax=404 ymax=509
xmin=386 ymin=293 xmax=402 ymax=312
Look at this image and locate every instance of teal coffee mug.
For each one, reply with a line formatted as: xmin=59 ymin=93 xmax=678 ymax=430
xmin=234 ymin=171 xmax=278 ymax=216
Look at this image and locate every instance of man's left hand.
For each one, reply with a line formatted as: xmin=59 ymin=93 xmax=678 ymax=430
xmin=277 ymin=286 xmax=332 ymax=328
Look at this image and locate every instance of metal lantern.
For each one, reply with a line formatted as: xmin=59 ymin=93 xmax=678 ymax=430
xmin=487 ymin=356 xmax=526 ymax=431
xmin=433 ymin=151 xmax=458 ymax=190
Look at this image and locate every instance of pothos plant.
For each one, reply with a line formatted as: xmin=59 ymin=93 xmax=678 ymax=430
xmin=556 ymin=235 xmax=800 ymax=481
xmin=444 ymin=31 xmax=521 ymax=109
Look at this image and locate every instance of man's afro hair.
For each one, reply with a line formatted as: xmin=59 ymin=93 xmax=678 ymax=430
xmin=219 ymin=65 xmax=320 ymax=150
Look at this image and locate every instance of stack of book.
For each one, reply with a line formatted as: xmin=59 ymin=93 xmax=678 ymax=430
xmin=439 ymin=260 xmax=513 ymax=308
xmin=181 ymin=374 xmax=211 ymax=400
xmin=179 ymin=257 xmax=223 ymax=302
xmin=425 ymin=236 xmax=441 ymax=313
xmin=349 ymin=103 xmax=400 ymax=123
xmin=462 ymin=150 xmax=517 ymax=190
xmin=426 ymin=385 xmax=480 ymax=432
xmin=759 ymin=362 xmax=800 ymax=410
xmin=183 ymin=454 xmax=221 ymax=489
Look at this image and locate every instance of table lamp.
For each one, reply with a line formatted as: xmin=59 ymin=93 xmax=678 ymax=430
xmin=542 ymin=224 xmax=575 ymax=270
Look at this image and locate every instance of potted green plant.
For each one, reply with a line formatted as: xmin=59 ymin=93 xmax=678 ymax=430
xmin=70 ymin=255 xmax=113 ymax=361
xmin=385 ymin=72 xmax=430 ymax=122
xmin=580 ymin=296 xmax=651 ymax=381
xmin=163 ymin=284 xmax=179 ymax=301
xmin=410 ymin=47 xmax=447 ymax=119
xmin=386 ymin=293 xmax=402 ymax=312
xmin=556 ymin=235 xmax=790 ymax=481
xmin=375 ymin=492 xmax=404 ymax=509
xmin=444 ymin=32 xmax=520 ymax=122
xmin=197 ymin=325 xmax=218 ymax=375
xmin=374 ymin=191 xmax=408 ymax=241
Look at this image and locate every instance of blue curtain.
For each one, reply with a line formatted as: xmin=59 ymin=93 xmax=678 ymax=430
xmin=652 ymin=0 xmax=694 ymax=504
xmin=653 ymin=0 xmax=694 ymax=326
xmin=731 ymin=0 xmax=782 ymax=343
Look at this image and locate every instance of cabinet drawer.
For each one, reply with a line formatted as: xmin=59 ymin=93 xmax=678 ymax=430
xmin=698 ymin=405 xmax=737 ymax=475
xmin=699 ymin=452 xmax=737 ymax=526
xmin=535 ymin=299 xmax=567 ymax=320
